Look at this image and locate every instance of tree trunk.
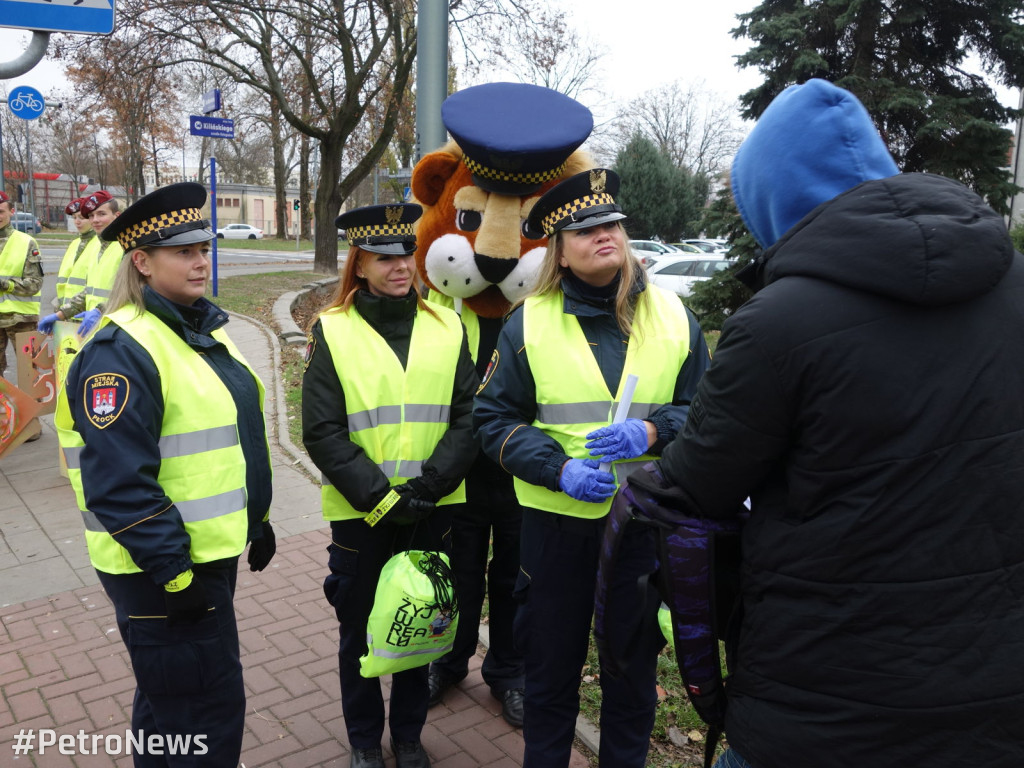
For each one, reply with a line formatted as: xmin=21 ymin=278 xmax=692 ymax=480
xmin=270 ymin=97 xmax=288 ymax=240
xmin=300 ymin=133 xmax=311 ymax=240
xmin=313 ymin=138 xmax=343 ymax=274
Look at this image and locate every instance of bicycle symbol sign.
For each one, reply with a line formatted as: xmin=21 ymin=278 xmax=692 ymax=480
xmin=8 ymin=86 xmax=45 ymax=120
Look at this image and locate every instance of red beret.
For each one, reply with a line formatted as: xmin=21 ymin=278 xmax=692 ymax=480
xmin=65 ymin=198 xmax=83 ymax=215
xmin=0 ymin=191 xmax=9 ymax=204
xmin=81 ymin=190 xmax=113 ymax=215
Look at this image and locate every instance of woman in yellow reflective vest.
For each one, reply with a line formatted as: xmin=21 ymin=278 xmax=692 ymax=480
xmin=56 ymin=183 xmax=275 ymax=767
xmin=473 ymin=169 xmax=712 ymax=768
xmin=302 ymin=203 xmax=478 ymax=768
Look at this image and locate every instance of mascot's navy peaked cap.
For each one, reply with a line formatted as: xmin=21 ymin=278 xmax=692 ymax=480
xmin=336 ymin=203 xmax=422 ymax=255
xmin=442 ymin=82 xmax=594 ymax=195
xmin=102 ymin=182 xmax=214 ymax=250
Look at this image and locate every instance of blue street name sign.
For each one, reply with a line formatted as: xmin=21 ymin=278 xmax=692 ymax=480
xmin=8 ymin=85 xmax=45 ymax=120
xmin=202 ymin=89 xmax=221 ymax=115
xmin=0 ymin=0 xmax=116 ymax=36
xmin=189 ymin=115 xmax=235 ymax=140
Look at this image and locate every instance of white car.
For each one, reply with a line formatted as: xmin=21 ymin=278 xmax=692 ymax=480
xmin=216 ymin=223 xmax=264 ymax=240
xmin=646 ymin=254 xmax=734 ymax=298
xmin=628 ymin=240 xmax=683 ymax=267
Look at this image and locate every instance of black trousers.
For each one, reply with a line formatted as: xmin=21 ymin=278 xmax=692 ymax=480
xmin=516 ymin=507 xmax=663 ymax=768
xmin=324 ymin=511 xmax=452 ymax=749
xmin=98 ymin=560 xmax=244 ymax=768
xmin=430 ymin=455 xmax=524 ymax=693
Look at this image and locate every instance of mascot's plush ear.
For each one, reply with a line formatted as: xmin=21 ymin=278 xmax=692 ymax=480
xmin=412 ymin=151 xmax=461 ymax=206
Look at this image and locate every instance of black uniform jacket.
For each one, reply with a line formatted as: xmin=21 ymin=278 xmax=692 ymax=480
xmin=660 ymin=173 xmax=1024 ymax=767
xmin=473 ymin=270 xmax=710 ymax=493
xmin=65 ymin=288 xmax=272 ymax=586
xmin=302 ymin=289 xmax=479 ymax=510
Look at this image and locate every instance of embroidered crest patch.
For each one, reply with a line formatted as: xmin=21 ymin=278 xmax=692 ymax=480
xmin=477 ymin=349 xmax=499 ymax=394
xmin=303 ymin=335 xmax=316 ymax=371
xmin=84 ymin=373 xmax=129 ymax=429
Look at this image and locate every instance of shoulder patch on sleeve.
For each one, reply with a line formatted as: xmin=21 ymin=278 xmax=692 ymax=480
xmin=477 ymin=349 xmax=499 ymax=395
xmin=83 ymin=373 xmax=130 ymax=429
xmin=303 ymin=335 xmax=316 ymax=371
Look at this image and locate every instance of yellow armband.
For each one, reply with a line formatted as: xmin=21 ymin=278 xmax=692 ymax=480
xmin=163 ymin=569 xmax=194 ymax=593
xmin=364 ymin=490 xmax=401 ymax=528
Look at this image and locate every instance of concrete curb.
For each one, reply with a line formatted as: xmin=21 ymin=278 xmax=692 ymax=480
xmin=241 ymin=289 xmax=602 ymax=759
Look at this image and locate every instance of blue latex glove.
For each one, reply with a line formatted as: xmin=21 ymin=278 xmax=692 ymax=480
xmin=75 ymin=309 xmax=102 ymax=338
xmin=586 ymin=418 xmax=649 ymax=462
xmin=37 ymin=313 xmax=60 ymax=334
xmin=559 ymin=458 xmax=616 ymax=503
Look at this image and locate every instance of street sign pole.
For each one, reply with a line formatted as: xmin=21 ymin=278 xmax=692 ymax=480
xmin=210 ymin=156 xmax=218 ymax=297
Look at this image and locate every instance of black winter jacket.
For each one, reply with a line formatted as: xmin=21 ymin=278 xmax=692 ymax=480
xmin=302 ymin=289 xmax=479 ymax=511
xmin=660 ymin=173 xmax=1024 ymax=767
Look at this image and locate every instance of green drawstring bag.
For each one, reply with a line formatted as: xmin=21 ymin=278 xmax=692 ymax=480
xmin=658 ymin=601 xmax=675 ymax=653
xmin=360 ymin=550 xmax=459 ymax=678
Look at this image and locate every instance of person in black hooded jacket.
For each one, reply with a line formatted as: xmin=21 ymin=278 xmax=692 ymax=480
xmin=658 ymin=79 xmax=1024 ymax=768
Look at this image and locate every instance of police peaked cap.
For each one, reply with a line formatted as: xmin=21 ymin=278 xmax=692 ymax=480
xmin=525 ymin=168 xmax=626 ymax=238
xmin=442 ymin=82 xmax=594 ymax=196
xmin=336 ymin=203 xmax=422 ymax=255
xmin=102 ymin=182 xmax=214 ymax=250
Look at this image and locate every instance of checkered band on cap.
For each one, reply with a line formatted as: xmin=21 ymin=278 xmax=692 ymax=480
xmin=541 ymin=192 xmax=616 ymax=235
xmin=347 ymin=222 xmax=416 ymax=241
xmin=117 ymin=207 xmax=204 ymax=249
xmin=463 ymin=156 xmax=567 ymax=186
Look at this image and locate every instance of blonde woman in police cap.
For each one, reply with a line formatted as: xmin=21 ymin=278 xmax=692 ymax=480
xmin=473 ymin=168 xmax=711 ymax=768
xmin=56 ymin=182 xmax=275 ymax=767
xmin=302 ymin=203 xmax=478 ymax=768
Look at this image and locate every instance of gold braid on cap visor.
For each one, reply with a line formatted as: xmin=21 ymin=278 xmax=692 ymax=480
xmin=541 ymin=193 xmax=617 ymax=235
xmin=463 ymin=155 xmax=567 ymax=185
xmin=118 ymin=207 xmax=204 ymax=249
xmin=347 ymin=222 xmax=415 ymax=241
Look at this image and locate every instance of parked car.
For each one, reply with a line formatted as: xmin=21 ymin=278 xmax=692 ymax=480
xmin=628 ymin=239 xmax=683 ymax=267
xmin=11 ymin=211 xmax=42 ymax=234
xmin=216 ymin=223 xmax=264 ymax=240
xmin=646 ymin=254 xmax=734 ymax=299
xmin=680 ymin=238 xmax=729 ymax=254
xmin=669 ymin=242 xmax=706 ymax=254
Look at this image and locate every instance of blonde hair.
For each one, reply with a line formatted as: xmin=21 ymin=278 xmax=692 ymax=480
xmin=524 ymin=221 xmax=644 ymax=338
xmin=105 ymin=247 xmax=148 ymax=316
xmin=313 ymin=244 xmax=441 ymax=329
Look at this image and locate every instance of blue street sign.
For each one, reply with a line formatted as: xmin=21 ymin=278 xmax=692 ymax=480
xmin=0 ymin=0 xmax=116 ymax=36
xmin=8 ymin=86 xmax=45 ymax=120
xmin=189 ymin=115 xmax=235 ymax=140
xmin=202 ymin=89 xmax=221 ymax=115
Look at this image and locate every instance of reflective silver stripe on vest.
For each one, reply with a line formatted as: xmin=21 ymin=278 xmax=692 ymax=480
xmin=63 ymin=446 xmax=83 ymax=469
xmin=86 ymin=287 xmax=112 ymax=299
xmin=176 ymin=487 xmax=247 ymax=523
xmin=63 ymin=277 xmax=87 ymax=287
xmin=159 ymin=425 xmax=239 ymax=458
xmin=81 ymin=507 xmax=105 ymax=532
xmin=536 ymin=400 xmax=660 ymax=424
xmin=347 ymin=404 xmax=450 ymax=433
xmin=80 ymin=487 xmax=246 ymax=530
xmin=321 ymin=460 xmax=424 ymax=487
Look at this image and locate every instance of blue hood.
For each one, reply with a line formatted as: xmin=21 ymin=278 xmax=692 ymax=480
xmin=732 ymin=79 xmax=900 ymax=249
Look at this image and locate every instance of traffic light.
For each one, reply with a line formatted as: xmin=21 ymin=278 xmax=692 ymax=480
xmin=293 ymin=199 xmax=300 ymax=211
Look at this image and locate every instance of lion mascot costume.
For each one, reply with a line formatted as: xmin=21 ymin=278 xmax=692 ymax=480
xmin=411 ymin=82 xmax=594 ymax=725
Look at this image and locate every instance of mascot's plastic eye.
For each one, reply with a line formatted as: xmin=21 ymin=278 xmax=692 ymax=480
xmin=456 ymin=210 xmax=482 ymax=232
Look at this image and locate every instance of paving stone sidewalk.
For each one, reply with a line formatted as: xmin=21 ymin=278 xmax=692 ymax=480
xmin=0 ymin=311 xmax=592 ymax=767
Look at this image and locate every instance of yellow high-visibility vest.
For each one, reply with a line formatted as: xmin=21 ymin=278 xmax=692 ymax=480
xmin=55 ymin=234 xmax=99 ymax=303
xmin=84 ymin=241 xmax=124 ymax=311
xmin=0 ymin=230 xmax=41 ymax=315
xmin=318 ymin=300 xmax=467 ymax=520
xmin=56 ymin=305 xmax=266 ymax=574
xmin=428 ymin=289 xmax=481 ymax=365
xmin=515 ymin=285 xmax=690 ymax=518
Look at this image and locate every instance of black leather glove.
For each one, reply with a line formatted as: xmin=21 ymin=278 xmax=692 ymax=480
xmin=247 ymin=520 xmax=276 ymax=572
xmin=164 ymin=574 xmax=209 ymax=626
xmin=385 ymin=483 xmax=435 ymax=526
